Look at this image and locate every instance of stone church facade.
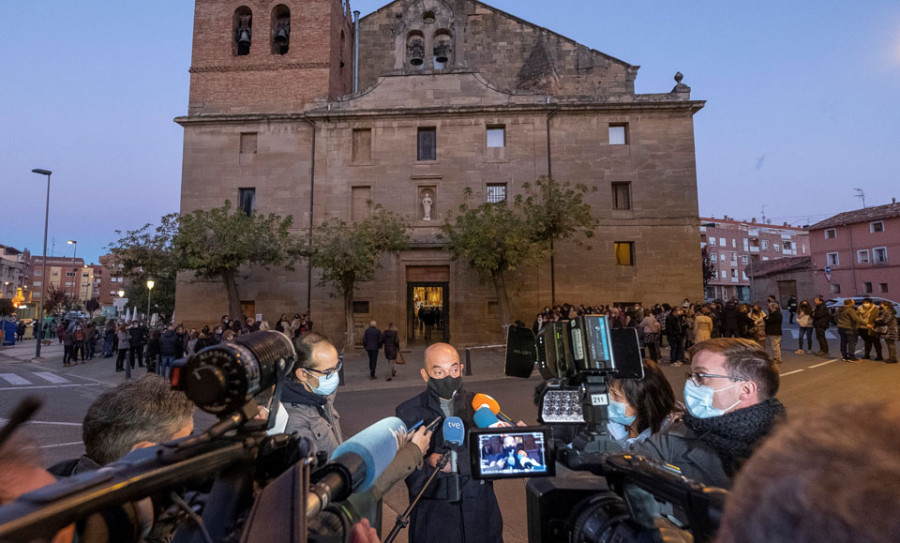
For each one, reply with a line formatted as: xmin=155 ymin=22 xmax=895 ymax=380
xmin=175 ymin=0 xmax=705 ymax=346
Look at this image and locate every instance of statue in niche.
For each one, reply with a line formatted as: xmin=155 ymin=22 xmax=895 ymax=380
xmin=422 ymin=192 xmax=433 ymax=221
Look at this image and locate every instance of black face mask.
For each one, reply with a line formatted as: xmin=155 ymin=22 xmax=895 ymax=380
xmin=428 ymin=375 xmax=462 ymax=400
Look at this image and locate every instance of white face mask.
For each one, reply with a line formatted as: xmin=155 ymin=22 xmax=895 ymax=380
xmin=684 ymin=380 xmax=741 ymax=418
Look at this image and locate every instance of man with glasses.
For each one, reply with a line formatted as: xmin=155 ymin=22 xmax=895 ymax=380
xmin=283 ymin=332 xmax=345 ymax=457
xmin=630 ymin=338 xmax=785 ymax=488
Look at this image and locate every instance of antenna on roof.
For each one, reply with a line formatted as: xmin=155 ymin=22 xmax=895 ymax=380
xmin=854 ymin=188 xmax=866 ymax=208
xmin=760 ymin=205 xmax=767 ymax=225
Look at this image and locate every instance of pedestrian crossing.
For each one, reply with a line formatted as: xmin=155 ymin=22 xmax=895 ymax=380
xmin=0 ymin=371 xmax=77 ymax=388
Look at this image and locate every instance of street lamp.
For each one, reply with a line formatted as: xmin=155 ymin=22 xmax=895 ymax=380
xmin=67 ymin=240 xmax=77 ymax=260
xmin=32 ymin=168 xmax=52 ymax=359
xmin=116 ymin=289 xmax=125 ymax=318
xmin=146 ymin=279 xmax=155 ymax=322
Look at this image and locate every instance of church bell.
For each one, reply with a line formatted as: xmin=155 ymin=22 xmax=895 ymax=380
xmin=408 ymin=38 xmax=425 ymax=66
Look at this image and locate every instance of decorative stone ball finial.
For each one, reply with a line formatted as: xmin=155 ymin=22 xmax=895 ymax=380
xmin=674 ymin=72 xmax=684 ymax=84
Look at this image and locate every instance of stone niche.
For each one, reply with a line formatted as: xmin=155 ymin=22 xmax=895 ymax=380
xmin=418 ymin=186 xmax=436 ymax=222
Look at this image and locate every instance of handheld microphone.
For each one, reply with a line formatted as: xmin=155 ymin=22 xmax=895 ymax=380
xmin=472 ymin=393 xmax=514 ymax=424
xmin=443 ymin=416 xmax=465 ymax=447
xmin=473 ymin=406 xmax=503 ymax=428
xmin=307 ymin=416 xmax=405 ymax=517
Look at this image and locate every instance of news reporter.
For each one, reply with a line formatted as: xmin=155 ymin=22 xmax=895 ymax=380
xmin=607 ymin=359 xmax=680 ymax=445
xmin=284 ymin=333 xmax=432 ymax=526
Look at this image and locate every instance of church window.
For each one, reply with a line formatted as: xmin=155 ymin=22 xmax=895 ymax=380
xmin=417 ymin=127 xmax=436 ymax=161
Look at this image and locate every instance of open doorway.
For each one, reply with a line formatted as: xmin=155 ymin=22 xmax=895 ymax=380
xmin=408 ymin=282 xmax=449 ymax=344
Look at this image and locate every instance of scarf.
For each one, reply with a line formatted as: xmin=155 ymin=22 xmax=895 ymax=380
xmin=683 ymin=398 xmax=786 ymax=476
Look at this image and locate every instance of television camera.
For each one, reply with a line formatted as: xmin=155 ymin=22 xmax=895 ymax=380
xmin=0 ymin=331 xmax=404 ymax=543
xmin=501 ymin=315 xmax=727 ymax=543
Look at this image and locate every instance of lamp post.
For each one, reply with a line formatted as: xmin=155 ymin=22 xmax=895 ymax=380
xmin=146 ymin=279 xmax=155 ymax=322
xmin=32 ymin=168 xmax=52 ymax=359
xmin=117 ymin=289 xmax=125 ymax=318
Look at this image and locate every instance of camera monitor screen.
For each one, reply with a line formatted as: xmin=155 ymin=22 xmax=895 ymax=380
xmin=470 ymin=427 xmax=555 ymax=480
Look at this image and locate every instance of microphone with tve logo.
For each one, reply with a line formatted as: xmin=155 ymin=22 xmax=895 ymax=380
xmin=383 ymin=416 xmax=466 ymax=543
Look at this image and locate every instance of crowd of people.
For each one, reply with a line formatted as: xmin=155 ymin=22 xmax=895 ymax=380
xmin=532 ymin=295 xmax=899 ymax=365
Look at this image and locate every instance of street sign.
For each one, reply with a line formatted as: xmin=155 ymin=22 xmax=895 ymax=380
xmin=825 ymin=265 xmax=832 ymax=274
xmin=825 ymin=273 xmax=832 ymax=282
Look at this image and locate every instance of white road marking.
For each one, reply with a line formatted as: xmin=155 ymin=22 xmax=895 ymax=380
xmin=808 ymin=359 xmax=838 ymax=369
xmin=32 ymin=372 xmax=71 ymax=384
xmin=780 ymin=369 xmax=805 ymax=377
xmin=39 ymin=441 xmax=83 ymax=450
xmin=0 ymin=373 xmax=31 ymax=386
xmin=0 ymin=419 xmax=82 ymax=427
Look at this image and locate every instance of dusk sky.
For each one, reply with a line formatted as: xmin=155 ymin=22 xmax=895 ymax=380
xmin=5 ymin=1 xmax=899 ymax=264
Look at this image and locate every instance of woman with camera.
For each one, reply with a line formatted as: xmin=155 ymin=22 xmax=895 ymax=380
xmin=607 ymin=359 xmax=680 ymax=445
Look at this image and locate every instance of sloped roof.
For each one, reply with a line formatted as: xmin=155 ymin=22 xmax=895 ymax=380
xmin=745 ymin=256 xmax=812 ymax=279
xmin=810 ymin=201 xmax=900 ymax=230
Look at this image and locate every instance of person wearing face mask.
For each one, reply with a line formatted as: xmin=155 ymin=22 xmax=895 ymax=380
xmin=395 ymin=342 xmax=504 ymax=543
xmin=607 ymin=360 xmax=680 ymax=445
xmin=282 ymin=332 xmax=345 ymax=456
xmin=628 ymin=338 xmax=785 ymax=488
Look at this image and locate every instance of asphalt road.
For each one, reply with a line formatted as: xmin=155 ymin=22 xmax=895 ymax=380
xmin=1 ymin=335 xmax=898 ymax=542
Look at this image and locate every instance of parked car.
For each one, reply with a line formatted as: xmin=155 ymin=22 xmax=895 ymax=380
xmin=824 ymin=297 xmax=900 ymax=323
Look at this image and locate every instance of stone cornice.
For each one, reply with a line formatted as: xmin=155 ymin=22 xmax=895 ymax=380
xmin=174 ymin=99 xmax=705 ymax=125
xmin=189 ymin=62 xmax=329 ymax=73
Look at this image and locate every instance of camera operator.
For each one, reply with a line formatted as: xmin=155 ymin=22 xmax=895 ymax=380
xmin=607 ymin=359 xmax=680 ymax=446
xmin=395 ymin=342 xmax=504 ymax=543
xmin=49 ymin=374 xmax=195 ymax=476
xmin=716 ymin=398 xmax=900 ymax=543
xmin=628 ymin=338 xmax=785 ymax=488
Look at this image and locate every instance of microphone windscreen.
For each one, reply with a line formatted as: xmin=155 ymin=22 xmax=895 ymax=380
xmin=443 ymin=416 xmax=465 ymax=446
xmin=473 ymin=407 xmax=500 ymax=428
xmin=472 ymin=393 xmax=501 ymax=414
xmin=330 ymin=416 xmax=405 ymax=491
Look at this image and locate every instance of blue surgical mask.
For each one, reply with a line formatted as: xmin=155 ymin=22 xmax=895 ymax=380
xmin=307 ymin=370 xmax=340 ymax=396
xmin=608 ymin=400 xmax=636 ymax=426
xmin=683 ymin=380 xmax=739 ymax=419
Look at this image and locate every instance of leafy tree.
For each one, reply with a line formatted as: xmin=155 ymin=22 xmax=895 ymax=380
xmin=85 ymin=298 xmax=100 ymax=315
xmin=0 ymin=298 xmax=14 ymax=317
xmin=520 ymin=176 xmax=596 ymax=305
xmin=43 ymin=285 xmax=74 ymax=316
xmin=701 ymin=246 xmax=717 ymax=289
xmin=440 ymin=195 xmax=544 ymax=330
xmin=307 ymin=209 xmax=410 ymax=347
xmin=174 ymin=201 xmax=300 ymax=320
xmin=108 ymin=214 xmax=180 ymax=319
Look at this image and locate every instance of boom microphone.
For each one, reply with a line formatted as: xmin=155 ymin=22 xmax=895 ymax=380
xmin=306 ymin=416 xmax=407 ymax=517
xmin=472 ymin=393 xmax=514 ymax=424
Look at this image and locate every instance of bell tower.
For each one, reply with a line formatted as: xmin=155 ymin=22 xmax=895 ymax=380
xmin=186 ymin=0 xmax=354 ymax=115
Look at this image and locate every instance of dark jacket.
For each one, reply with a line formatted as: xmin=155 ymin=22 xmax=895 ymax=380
xmin=764 ymin=310 xmax=782 ymax=336
xmin=128 ymin=325 xmax=146 ymax=347
xmin=47 ymin=455 xmax=102 ymax=477
xmin=382 ymin=329 xmax=400 ymax=360
xmin=396 ymin=387 xmax=503 ymax=543
xmin=362 ymin=326 xmax=382 ymax=351
xmin=160 ymin=329 xmax=183 ymax=357
xmin=282 ymin=381 xmax=342 ymax=458
xmin=812 ymin=302 xmax=831 ymax=329
xmin=665 ymin=313 xmax=683 ymax=339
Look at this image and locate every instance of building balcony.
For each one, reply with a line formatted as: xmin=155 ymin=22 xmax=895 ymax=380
xmin=749 ymin=247 xmax=760 ymax=253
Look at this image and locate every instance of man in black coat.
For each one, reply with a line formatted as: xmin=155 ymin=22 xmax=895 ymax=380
xmin=362 ymin=321 xmax=382 ymax=379
xmin=811 ymin=296 xmax=831 ymax=356
xmin=395 ymin=343 xmax=503 ymax=543
xmin=128 ymin=320 xmax=147 ymax=368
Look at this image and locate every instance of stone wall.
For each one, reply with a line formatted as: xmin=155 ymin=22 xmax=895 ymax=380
xmin=357 ymin=0 xmax=635 ymax=98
